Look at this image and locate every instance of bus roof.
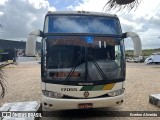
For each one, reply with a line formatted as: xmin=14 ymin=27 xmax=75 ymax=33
xmin=46 ymin=11 xmax=118 ymax=18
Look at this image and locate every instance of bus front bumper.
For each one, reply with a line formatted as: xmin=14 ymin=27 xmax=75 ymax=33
xmin=42 ymin=94 xmax=124 ymax=110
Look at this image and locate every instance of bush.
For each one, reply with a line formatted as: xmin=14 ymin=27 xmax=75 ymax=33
xmin=0 ymin=68 xmax=6 ymax=98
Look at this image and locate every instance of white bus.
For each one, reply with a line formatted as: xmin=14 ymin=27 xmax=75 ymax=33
xmin=26 ymin=11 xmax=141 ymax=110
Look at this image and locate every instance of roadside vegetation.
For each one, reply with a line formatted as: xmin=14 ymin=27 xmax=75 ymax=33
xmin=0 ymin=25 xmax=6 ymax=99
xmin=0 ymin=68 xmax=6 ymax=99
xmin=126 ymin=48 xmax=160 ymax=57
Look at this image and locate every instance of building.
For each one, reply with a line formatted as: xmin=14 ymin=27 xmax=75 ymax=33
xmin=0 ymin=39 xmax=41 ymax=62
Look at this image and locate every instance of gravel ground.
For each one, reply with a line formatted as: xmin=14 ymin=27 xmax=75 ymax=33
xmin=0 ymin=62 xmax=160 ymax=120
xmin=0 ymin=62 xmax=42 ymax=105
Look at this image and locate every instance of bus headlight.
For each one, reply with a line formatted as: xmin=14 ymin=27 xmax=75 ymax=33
xmin=108 ymin=89 xmax=124 ymax=97
xmin=42 ymin=90 xmax=63 ymax=98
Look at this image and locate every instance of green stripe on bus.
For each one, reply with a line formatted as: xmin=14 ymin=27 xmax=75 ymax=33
xmin=92 ymin=85 xmax=104 ymax=91
xmin=80 ymin=86 xmax=93 ymax=91
xmin=80 ymin=83 xmax=115 ymax=91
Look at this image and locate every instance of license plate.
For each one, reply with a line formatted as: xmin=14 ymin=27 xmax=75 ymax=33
xmin=78 ymin=103 xmax=93 ymax=109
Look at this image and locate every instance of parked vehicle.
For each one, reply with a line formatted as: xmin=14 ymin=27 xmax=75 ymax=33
xmin=126 ymin=58 xmax=138 ymax=63
xmin=126 ymin=56 xmax=144 ymax=63
xmin=145 ymin=54 xmax=160 ymax=64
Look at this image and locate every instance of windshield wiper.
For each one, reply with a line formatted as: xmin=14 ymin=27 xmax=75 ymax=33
xmin=64 ymin=54 xmax=83 ymax=85
xmin=88 ymin=55 xmax=109 ymax=81
xmin=64 ymin=53 xmax=108 ymax=84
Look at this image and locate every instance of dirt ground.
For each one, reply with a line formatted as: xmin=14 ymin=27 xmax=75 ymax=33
xmin=0 ymin=62 xmax=160 ymax=119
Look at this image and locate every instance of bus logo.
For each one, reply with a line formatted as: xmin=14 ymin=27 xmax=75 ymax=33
xmin=84 ymin=91 xmax=89 ymax=98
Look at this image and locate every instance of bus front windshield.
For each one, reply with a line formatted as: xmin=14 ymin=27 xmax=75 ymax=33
xmin=43 ymin=15 xmax=124 ymax=84
xmin=45 ymin=36 xmax=123 ymax=83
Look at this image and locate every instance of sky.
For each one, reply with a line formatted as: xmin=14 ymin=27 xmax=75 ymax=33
xmin=0 ymin=0 xmax=160 ymax=50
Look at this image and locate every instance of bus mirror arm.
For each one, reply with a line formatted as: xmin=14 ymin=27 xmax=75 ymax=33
xmin=122 ymin=32 xmax=142 ymax=56
xmin=25 ymin=30 xmax=44 ymax=57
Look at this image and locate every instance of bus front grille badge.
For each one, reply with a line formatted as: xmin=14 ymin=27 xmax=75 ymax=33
xmin=84 ymin=91 xmax=89 ymax=98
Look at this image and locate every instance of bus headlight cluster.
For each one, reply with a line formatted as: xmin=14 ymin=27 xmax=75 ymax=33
xmin=108 ymin=89 xmax=124 ymax=97
xmin=42 ymin=90 xmax=63 ymax=98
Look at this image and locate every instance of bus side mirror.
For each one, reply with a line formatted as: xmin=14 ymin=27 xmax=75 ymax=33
xmin=122 ymin=33 xmax=127 ymax=38
xmin=25 ymin=30 xmax=44 ymax=57
xmin=29 ymin=30 xmax=45 ymax=37
xmin=122 ymin=32 xmax=142 ymax=56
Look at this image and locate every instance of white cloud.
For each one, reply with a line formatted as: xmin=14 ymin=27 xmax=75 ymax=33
xmin=28 ymin=0 xmax=49 ymax=9
xmin=0 ymin=0 xmax=8 ymax=5
xmin=74 ymin=0 xmax=107 ymax=12
xmin=0 ymin=12 xmax=4 ymax=16
xmin=66 ymin=5 xmax=74 ymax=10
xmin=0 ymin=0 xmax=55 ymax=40
xmin=28 ymin=0 xmax=56 ymax=11
xmin=130 ymin=0 xmax=160 ymax=18
xmin=48 ymin=6 xmax=56 ymax=11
